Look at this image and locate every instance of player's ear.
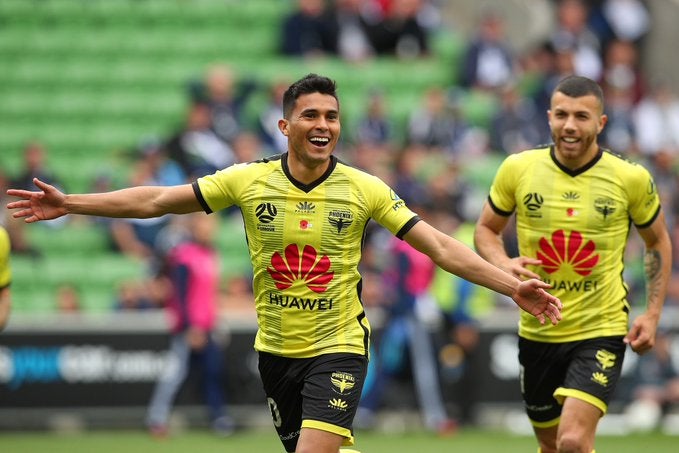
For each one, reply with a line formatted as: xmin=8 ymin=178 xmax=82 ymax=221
xmin=278 ymin=119 xmax=289 ymax=136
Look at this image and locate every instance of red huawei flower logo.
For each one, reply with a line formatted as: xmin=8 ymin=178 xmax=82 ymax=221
xmin=537 ymin=230 xmax=599 ymax=276
xmin=267 ymin=244 xmax=334 ymax=293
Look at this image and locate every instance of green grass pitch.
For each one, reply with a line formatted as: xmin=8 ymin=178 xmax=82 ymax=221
xmin=1 ymin=428 xmax=677 ymax=453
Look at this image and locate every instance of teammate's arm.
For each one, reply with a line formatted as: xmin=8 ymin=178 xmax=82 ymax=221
xmin=624 ymin=210 xmax=672 ymax=354
xmin=403 ymin=220 xmax=561 ymax=325
xmin=0 ymin=227 xmax=11 ymax=331
xmin=0 ymin=286 xmax=10 ymax=331
xmin=7 ymin=178 xmax=202 ymax=223
xmin=474 ymin=201 xmax=542 ymax=280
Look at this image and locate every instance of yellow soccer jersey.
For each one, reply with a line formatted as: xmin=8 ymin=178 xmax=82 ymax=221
xmin=0 ymin=227 xmax=11 ymax=289
xmin=194 ymin=154 xmax=420 ymax=358
xmin=488 ymin=146 xmax=660 ymax=342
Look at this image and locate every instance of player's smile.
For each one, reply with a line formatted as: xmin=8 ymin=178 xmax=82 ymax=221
xmin=308 ymin=135 xmax=330 ymax=148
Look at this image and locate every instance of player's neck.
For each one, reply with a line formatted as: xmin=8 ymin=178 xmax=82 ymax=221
xmin=286 ymin=153 xmax=331 ymax=185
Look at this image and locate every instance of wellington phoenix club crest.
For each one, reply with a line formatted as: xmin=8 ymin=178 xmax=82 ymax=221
xmin=267 ymin=244 xmax=334 ymax=292
xmin=537 ymin=230 xmax=599 ymax=276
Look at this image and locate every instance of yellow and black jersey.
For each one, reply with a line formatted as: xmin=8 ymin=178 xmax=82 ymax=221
xmin=0 ymin=227 xmax=11 ymax=289
xmin=194 ymin=153 xmax=420 ymax=358
xmin=488 ymin=146 xmax=660 ymax=342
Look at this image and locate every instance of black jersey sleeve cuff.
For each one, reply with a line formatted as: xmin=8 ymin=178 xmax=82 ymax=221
xmin=488 ymin=196 xmax=514 ymax=217
xmin=192 ymin=181 xmax=213 ymax=214
xmin=396 ymin=215 xmax=421 ymax=240
xmin=635 ymin=205 xmax=661 ymax=229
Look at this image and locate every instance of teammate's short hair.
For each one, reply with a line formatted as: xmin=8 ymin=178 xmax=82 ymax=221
xmin=554 ymin=75 xmax=604 ymax=107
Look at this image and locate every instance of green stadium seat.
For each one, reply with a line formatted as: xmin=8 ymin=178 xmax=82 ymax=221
xmin=25 ymin=222 xmax=111 ymax=256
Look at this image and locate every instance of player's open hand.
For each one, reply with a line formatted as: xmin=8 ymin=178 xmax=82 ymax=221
xmin=6 ymin=178 xmax=68 ymax=223
xmin=513 ymin=279 xmax=562 ymax=325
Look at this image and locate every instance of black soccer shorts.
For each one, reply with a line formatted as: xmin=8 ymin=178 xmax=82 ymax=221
xmin=258 ymin=351 xmax=368 ymax=452
xmin=518 ymin=335 xmax=626 ymax=426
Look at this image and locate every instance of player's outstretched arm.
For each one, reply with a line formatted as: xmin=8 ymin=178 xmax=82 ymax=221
xmin=7 ymin=178 xmax=202 ymax=222
xmin=404 ymin=220 xmax=562 ymax=325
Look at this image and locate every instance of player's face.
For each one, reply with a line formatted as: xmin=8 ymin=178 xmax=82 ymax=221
xmin=279 ymin=92 xmax=340 ymax=168
xmin=548 ymin=92 xmax=607 ymax=170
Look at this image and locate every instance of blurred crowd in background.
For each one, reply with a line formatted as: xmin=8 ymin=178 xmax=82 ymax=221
xmin=2 ymin=0 xmax=679 ymax=429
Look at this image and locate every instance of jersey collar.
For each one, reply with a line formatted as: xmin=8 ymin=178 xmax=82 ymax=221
xmin=550 ymin=145 xmax=603 ymax=177
xmin=282 ymin=152 xmax=337 ymax=193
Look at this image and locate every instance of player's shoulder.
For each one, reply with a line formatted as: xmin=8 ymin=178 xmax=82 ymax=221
xmin=600 ymin=148 xmax=648 ymax=170
xmin=244 ymin=153 xmax=285 ymax=172
xmin=499 ymin=144 xmax=552 ymax=168
xmin=217 ymin=154 xmax=283 ymax=178
xmin=514 ymin=144 xmax=552 ymax=159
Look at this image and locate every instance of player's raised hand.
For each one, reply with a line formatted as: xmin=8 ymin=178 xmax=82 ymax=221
xmin=6 ymin=178 xmax=68 ymax=223
xmin=513 ymin=279 xmax=562 ymax=325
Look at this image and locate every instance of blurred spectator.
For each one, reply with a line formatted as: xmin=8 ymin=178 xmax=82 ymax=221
xmin=279 ymin=0 xmax=330 ymax=57
xmin=255 ymin=79 xmax=290 ymax=154
xmin=549 ymin=0 xmax=603 ymax=81
xmin=114 ymin=278 xmax=169 ymax=311
xmin=623 ymin=330 xmax=679 ymax=432
xmin=431 ymin=220 xmax=495 ymax=425
xmin=146 ymin=212 xmax=234 ymax=437
xmin=632 ymin=78 xmax=679 ymax=157
xmin=218 ymin=274 xmax=256 ymax=317
xmin=109 ymin=139 xmax=184 ymax=262
xmin=667 ymin=210 xmax=679 ymax=305
xmin=489 ymin=83 xmax=544 ymax=154
xmin=368 ymin=0 xmax=432 ymax=59
xmin=599 ymin=80 xmax=637 ymax=154
xmin=55 ymin=282 xmax=82 ymax=313
xmin=135 ymin=136 xmax=187 ymax=186
xmin=598 ymin=38 xmax=645 ymax=152
xmin=421 ymin=158 xmax=470 ymax=222
xmin=232 ymin=131 xmax=265 ymax=164
xmin=530 ymin=44 xmax=577 ymax=139
xmin=165 ymin=100 xmax=236 ymax=179
xmin=357 ymin=206 xmax=456 ymax=435
xmin=321 ymin=0 xmax=376 ymax=62
xmin=458 ymin=9 xmax=516 ymax=92
xmin=391 ymin=144 xmax=430 ymax=208
xmin=600 ymin=38 xmax=645 ymax=104
xmin=406 ymin=87 xmax=470 ymax=155
xmin=189 ymin=64 xmax=257 ymax=147
xmin=9 ymin=141 xmax=62 ymax=191
xmin=7 ymin=141 xmax=65 ymax=255
xmin=588 ymin=0 xmax=650 ymax=50
xmin=354 ymin=89 xmax=394 ymax=147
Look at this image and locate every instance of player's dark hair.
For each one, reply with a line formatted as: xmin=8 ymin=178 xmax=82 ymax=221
xmin=282 ymin=73 xmax=339 ymax=118
xmin=554 ymin=75 xmax=604 ymax=106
